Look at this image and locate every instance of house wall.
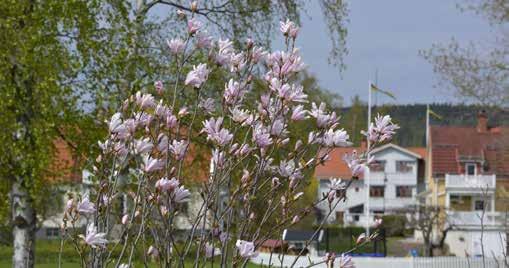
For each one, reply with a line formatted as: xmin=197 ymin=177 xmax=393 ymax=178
xmin=317 ymin=146 xmax=419 ymax=226
xmin=445 ymin=229 xmax=506 ymax=258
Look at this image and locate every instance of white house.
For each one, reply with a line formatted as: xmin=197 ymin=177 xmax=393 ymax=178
xmin=315 ymin=143 xmax=425 ymax=227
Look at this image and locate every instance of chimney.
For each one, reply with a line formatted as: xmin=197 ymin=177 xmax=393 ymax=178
xmin=477 ymin=110 xmax=488 ymax=133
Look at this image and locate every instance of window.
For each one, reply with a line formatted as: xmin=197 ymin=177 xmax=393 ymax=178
xmin=370 ymin=186 xmax=385 ymax=197
xmin=46 ymin=228 xmax=60 ymax=238
xmin=396 ymin=186 xmax=412 ymax=197
xmin=396 ymin=161 xmax=413 ymax=173
xmin=370 ymin=160 xmax=386 ymax=173
xmin=474 ymin=200 xmax=485 ymax=211
xmin=466 ymin=163 xmax=476 ymax=175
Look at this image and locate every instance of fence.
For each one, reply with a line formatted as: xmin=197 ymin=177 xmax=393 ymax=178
xmin=251 ymin=253 xmax=507 ymax=268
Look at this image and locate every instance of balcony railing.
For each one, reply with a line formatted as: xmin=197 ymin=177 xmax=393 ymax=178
xmin=446 ymin=211 xmax=505 ymax=227
xmin=445 ymin=174 xmax=496 ymax=189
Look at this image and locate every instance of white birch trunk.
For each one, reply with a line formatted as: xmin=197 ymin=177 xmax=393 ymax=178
xmin=11 ymin=181 xmax=36 ymax=268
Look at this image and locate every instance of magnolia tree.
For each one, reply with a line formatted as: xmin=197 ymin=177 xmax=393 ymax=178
xmin=61 ymin=9 xmax=397 ymax=268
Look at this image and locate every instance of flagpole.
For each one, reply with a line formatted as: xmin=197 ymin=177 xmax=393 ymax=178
xmin=366 ymin=80 xmax=372 ymax=236
xmin=426 ymin=104 xmax=430 ymax=148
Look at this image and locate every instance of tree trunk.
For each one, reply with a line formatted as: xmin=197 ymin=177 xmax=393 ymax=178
xmin=11 ymin=181 xmax=36 ymax=268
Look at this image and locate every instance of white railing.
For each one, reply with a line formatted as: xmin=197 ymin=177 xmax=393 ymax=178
xmin=252 ymin=253 xmax=506 ymax=268
xmin=447 ymin=211 xmax=505 ymax=226
xmin=445 ymin=174 xmax=496 ymax=189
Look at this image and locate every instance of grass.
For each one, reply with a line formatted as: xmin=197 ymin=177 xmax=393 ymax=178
xmin=0 ymin=240 xmax=261 ymax=268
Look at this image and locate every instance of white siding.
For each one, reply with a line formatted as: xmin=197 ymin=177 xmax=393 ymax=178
xmin=317 ymin=145 xmax=420 ymax=226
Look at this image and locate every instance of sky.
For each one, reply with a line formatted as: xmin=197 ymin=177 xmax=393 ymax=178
xmin=291 ymin=0 xmax=494 ymax=106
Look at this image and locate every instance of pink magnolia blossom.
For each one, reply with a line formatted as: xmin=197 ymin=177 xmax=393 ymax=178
xmin=339 ymin=253 xmax=355 ymax=268
xmin=202 ymin=117 xmax=233 ymax=146
xmin=185 ymin=63 xmax=209 ymax=88
xmin=134 ymin=138 xmax=153 ymax=155
xmin=323 ymin=129 xmax=351 ymax=147
xmin=231 ymin=107 xmax=253 ymax=125
xmin=143 ymin=156 xmax=164 ymax=173
xmin=362 ymin=114 xmax=399 ymax=143
xmin=224 ymin=79 xmax=244 ymax=105
xmin=236 ymin=240 xmax=258 ymax=258
xmin=135 ymin=91 xmax=156 ymax=110
xmin=252 ymin=124 xmax=272 ymax=148
xmin=155 ymin=177 xmax=180 ymax=192
xmin=187 ymin=18 xmax=202 ymax=35
xmin=169 ymin=140 xmax=188 ymax=160
xmin=80 ymin=223 xmax=107 ymax=248
xmin=309 ymin=102 xmax=337 ymax=128
xmin=291 ymin=105 xmax=307 ymax=121
xmin=65 ymin=198 xmax=74 ymax=213
xmin=77 ymin=196 xmax=96 ymax=214
xmin=109 ymin=113 xmax=129 ymax=138
xmin=154 ymin=80 xmax=164 ymax=94
xmin=279 ymin=19 xmax=299 ymax=38
xmin=216 ymin=39 xmax=234 ymax=65
xmin=204 ymin=243 xmax=220 ymax=258
xmin=147 ymin=245 xmax=159 ymax=257
xmin=343 ymin=151 xmax=365 ymax=178
xmin=173 ymin=186 xmax=191 ymax=203
xmin=212 ymin=149 xmax=226 ymax=168
xmin=167 ymin=38 xmax=185 ymax=54
xmin=199 ymin=98 xmax=215 ymax=113
xmin=196 ymin=31 xmax=213 ymax=49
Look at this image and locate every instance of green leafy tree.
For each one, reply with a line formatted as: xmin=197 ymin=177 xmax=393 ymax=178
xmin=0 ymin=1 xmax=102 ymax=266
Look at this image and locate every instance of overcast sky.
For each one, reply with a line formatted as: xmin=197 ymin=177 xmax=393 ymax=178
xmin=290 ymin=0 xmax=494 ymax=106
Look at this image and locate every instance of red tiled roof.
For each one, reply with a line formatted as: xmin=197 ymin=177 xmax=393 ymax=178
xmin=430 ymin=125 xmax=509 ymax=176
xmin=314 ymin=147 xmax=362 ymax=180
xmin=314 ymin=144 xmax=426 ymax=180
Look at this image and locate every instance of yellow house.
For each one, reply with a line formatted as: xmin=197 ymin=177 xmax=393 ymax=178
xmin=425 ymin=110 xmax=509 ymax=257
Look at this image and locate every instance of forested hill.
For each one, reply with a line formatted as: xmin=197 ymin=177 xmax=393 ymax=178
xmin=339 ymin=103 xmax=509 ymax=147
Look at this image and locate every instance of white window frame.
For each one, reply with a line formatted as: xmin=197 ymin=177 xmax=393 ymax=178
xmin=465 ymin=163 xmax=477 ymax=176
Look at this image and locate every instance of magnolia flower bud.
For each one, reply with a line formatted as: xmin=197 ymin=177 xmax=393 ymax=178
xmin=293 ymin=192 xmax=304 ymax=201
xmin=246 ymin=38 xmax=254 ymax=49
xmin=281 ymin=138 xmax=290 ymax=146
xmin=190 ymin=1 xmax=198 ymax=12
xmin=241 ymin=169 xmax=250 ymax=185
xmin=294 ymin=140 xmax=303 ymax=150
xmin=121 ymin=214 xmax=129 ymax=225
xmin=154 ymin=80 xmax=164 ymax=94
xmin=356 ymin=233 xmax=366 ymax=244
xmin=178 ymin=107 xmax=188 ymax=117
xmin=160 ymin=206 xmax=168 ymax=216
xmin=327 ymin=191 xmax=335 ymax=203
xmin=373 ymin=218 xmax=383 ymax=228
xmin=249 ymin=212 xmax=255 ymax=221
xmin=177 ymin=9 xmax=186 ymax=19
xmin=291 ymin=215 xmax=300 ymax=224
xmin=135 ymin=210 xmax=141 ymax=218
xmin=147 ymin=245 xmax=159 ymax=257
xmin=272 ymin=177 xmax=280 ymax=188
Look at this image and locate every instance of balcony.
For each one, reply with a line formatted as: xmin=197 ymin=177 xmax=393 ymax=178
xmin=445 ymin=174 xmax=496 ymax=190
xmin=446 ymin=211 xmax=506 ymax=227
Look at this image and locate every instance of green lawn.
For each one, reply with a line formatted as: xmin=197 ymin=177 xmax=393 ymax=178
xmin=0 ymin=240 xmax=261 ymax=267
